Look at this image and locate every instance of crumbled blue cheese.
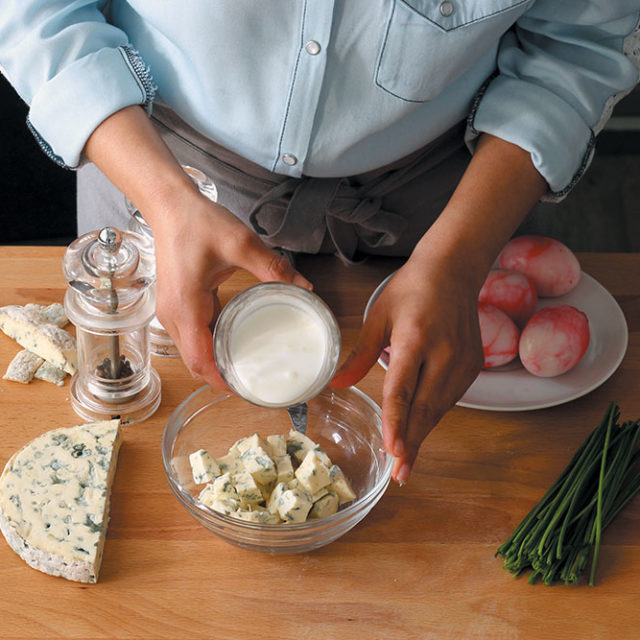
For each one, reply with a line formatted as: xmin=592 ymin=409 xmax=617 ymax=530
xmin=295 ymin=450 xmax=331 ymax=495
xmin=3 ymin=349 xmax=44 ymax=384
xmin=190 ymin=431 xmax=357 ymax=524
xmin=0 ymin=418 xmax=122 ymax=583
xmin=188 ymin=449 xmax=220 ymax=485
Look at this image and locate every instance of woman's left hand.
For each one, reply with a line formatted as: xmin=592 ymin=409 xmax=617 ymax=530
xmin=330 ymin=244 xmax=485 ymax=484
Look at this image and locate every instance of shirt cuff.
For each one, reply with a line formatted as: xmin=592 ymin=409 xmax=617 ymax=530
xmin=26 ymin=45 xmax=155 ymax=169
xmin=465 ymin=75 xmax=595 ymax=203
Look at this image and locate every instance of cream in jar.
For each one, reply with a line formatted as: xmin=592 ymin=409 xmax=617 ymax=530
xmin=213 ymin=283 xmax=341 ymax=408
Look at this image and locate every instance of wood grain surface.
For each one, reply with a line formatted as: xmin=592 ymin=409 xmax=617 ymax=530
xmin=0 ymin=246 xmax=638 ymax=640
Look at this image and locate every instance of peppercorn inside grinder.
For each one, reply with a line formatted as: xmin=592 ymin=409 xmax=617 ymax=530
xmin=63 ymin=227 xmax=161 ymax=425
xmin=126 ymin=165 xmax=218 ymax=357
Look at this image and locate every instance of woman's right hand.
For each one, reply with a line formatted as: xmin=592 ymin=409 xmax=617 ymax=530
xmin=83 ymin=105 xmax=311 ymax=389
xmin=149 ymin=186 xmax=311 ymax=388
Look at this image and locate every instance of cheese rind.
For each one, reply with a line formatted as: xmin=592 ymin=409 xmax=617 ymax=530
xmin=3 ymin=349 xmax=44 ymax=384
xmin=0 ymin=418 xmax=122 ymax=583
xmin=0 ymin=305 xmax=77 ymax=374
xmin=34 ymin=361 xmax=67 ymax=386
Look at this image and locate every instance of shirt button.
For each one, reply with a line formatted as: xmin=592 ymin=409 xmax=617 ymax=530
xmin=282 ymin=153 xmax=298 ymax=166
xmin=439 ymin=1 xmax=454 ymax=17
xmin=304 ymin=40 xmax=321 ymax=55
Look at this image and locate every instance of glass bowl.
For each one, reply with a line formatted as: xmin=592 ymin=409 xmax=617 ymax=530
xmin=162 ymin=385 xmax=392 ymax=554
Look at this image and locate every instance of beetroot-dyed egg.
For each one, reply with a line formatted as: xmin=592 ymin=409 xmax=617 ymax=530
xmin=478 ymin=302 xmax=520 ymax=369
xmin=498 ymin=235 xmax=581 ymax=297
xmin=478 ymin=269 xmax=538 ymax=328
xmin=519 ymin=305 xmax=590 ymax=377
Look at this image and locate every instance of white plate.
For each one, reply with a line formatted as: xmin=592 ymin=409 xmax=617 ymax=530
xmin=363 ymin=271 xmax=628 ymax=412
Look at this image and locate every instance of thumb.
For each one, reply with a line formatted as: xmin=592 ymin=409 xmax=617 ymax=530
xmin=331 ymin=310 xmax=388 ymax=388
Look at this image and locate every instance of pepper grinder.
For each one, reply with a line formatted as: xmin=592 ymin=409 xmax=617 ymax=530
xmin=63 ymin=227 xmax=161 ymax=425
xmin=126 ymin=165 xmax=218 ymax=357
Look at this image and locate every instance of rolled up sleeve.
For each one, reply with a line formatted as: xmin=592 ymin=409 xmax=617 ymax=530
xmin=466 ymin=2 xmax=640 ymax=201
xmin=0 ymin=1 xmax=155 ymax=169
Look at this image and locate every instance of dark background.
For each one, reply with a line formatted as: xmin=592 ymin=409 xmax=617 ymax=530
xmin=1 ymin=72 xmax=639 ymax=249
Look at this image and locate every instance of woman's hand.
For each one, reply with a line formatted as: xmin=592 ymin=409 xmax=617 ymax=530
xmin=332 ymin=132 xmax=548 ymax=484
xmin=150 ymin=188 xmax=311 ymax=387
xmin=331 ymin=243 xmax=484 ymax=484
xmin=83 ymin=105 xmax=311 ymax=389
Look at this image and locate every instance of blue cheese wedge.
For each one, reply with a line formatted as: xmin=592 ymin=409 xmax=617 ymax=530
xmin=232 ymin=470 xmax=264 ymax=505
xmin=3 ymin=349 xmax=44 ymax=384
xmin=188 ymin=449 xmax=220 ymax=485
xmin=0 ymin=418 xmax=122 ymax=583
xmin=0 ymin=305 xmax=77 ymax=374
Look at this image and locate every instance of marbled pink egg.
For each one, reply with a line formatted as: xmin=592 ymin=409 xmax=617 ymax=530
xmin=498 ymin=235 xmax=581 ymax=297
xmin=519 ymin=305 xmax=590 ymax=377
xmin=478 ymin=302 xmax=520 ymax=369
xmin=478 ymin=269 xmax=538 ymax=328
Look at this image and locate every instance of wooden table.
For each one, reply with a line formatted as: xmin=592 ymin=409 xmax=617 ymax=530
xmin=0 ymin=246 xmax=638 ymax=640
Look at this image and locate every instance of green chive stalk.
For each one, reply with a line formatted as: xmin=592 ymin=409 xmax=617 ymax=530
xmin=496 ymin=402 xmax=640 ymax=586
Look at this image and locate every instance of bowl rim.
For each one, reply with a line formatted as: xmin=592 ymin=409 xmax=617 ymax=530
xmin=162 ymin=384 xmax=393 ymax=531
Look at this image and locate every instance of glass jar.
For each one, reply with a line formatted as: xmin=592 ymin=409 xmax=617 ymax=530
xmin=126 ymin=165 xmax=218 ymax=357
xmin=213 ymin=282 xmax=341 ymax=408
xmin=63 ymin=227 xmax=161 ymax=425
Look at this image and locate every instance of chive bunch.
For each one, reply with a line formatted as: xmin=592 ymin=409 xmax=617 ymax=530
xmin=496 ymin=402 xmax=640 ymax=586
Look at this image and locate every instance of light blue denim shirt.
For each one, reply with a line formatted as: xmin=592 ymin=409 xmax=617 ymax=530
xmin=1 ymin=1 xmax=639 ymax=199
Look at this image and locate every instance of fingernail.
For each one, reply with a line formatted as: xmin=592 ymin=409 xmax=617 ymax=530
xmin=396 ymin=462 xmax=411 ymax=485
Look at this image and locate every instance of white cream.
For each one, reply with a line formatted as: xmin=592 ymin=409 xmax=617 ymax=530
xmin=228 ymin=303 xmax=328 ymax=405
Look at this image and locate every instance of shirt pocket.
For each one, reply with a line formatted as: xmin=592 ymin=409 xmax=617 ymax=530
xmin=375 ymin=0 xmax=532 ymax=103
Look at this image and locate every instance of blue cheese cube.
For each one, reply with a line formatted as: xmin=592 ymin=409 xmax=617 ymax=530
xmin=286 ymin=429 xmax=318 ymax=463
xmin=236 ymin=433 xmax=270 ymax=455
xmin=309 ymin=491 xmax=339 ymax=520
xmin=240 ymin=446 xmax=277 ymax=485
xmin=188 ymin=449 xmax=220 ymax=485
xmin=295 ymin=450 xmax=331 ymax=495
xmin=274 ymin=454 xmax=294 ymax=484
xmin=329 ymin=465 xmax=357 ymax=504
xmin=266 ymin=481 xmax=288 ymax=515
xmin=232 ymin=470 xmax=264 ymax=505
xmin=215 ymin=450 xmax=243 ymax=475
xmin=266 ymin=434 xmax=287 ymax=457
xmin=277 ymin=488 xmax=313 ymax=523
xmin=231 ymin=508 xmax=281 ymax=524
xmin=209 ymin=498 xmax=240 ymax=516
xmin=212 ymin=473 xmax=239 ymax=500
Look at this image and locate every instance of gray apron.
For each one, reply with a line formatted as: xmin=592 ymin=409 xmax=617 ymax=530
xmin=77 ymin=103 xmax=470 ymax=261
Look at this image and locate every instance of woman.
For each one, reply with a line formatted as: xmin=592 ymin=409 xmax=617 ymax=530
xmin=1 ymin=1 xmax=638 ymax=483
